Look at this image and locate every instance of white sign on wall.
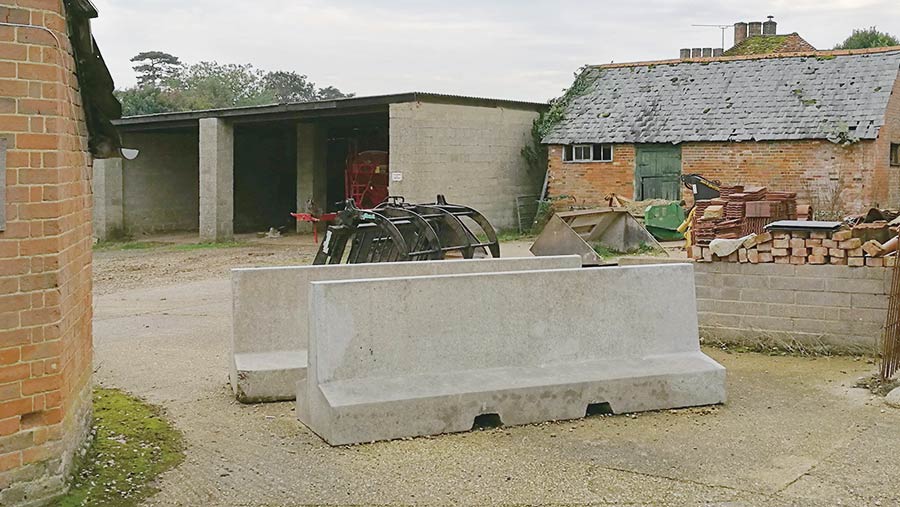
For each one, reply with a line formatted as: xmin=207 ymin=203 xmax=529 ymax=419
xmin=391 ymin=172 xmax=403 ymax=182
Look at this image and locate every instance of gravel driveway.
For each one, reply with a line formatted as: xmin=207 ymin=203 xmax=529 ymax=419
xmin=92 ymin=237 xmax=900 ymax=506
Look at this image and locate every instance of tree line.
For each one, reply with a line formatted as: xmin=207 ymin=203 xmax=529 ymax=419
xmin=115 ymin=51 xmax=353 ymax=117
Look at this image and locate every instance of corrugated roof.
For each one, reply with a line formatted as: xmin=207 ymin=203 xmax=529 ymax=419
xmin=113 ymin=92 xmax=547 ymax=131
xmin=543 ymin=51 xmax=900 ymax=145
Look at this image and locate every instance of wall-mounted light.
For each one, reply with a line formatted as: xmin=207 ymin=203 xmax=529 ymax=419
xmin=121 ymin=148 xmax=140 ymax=160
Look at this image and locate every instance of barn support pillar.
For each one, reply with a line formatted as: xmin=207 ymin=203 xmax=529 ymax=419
xmin=296 ymin=123 xmax=328 ymax=233
xmin=92 ymin=157 xmax=124 ymax=241
xmin=199 ymin=117 xmax=234 ymax=242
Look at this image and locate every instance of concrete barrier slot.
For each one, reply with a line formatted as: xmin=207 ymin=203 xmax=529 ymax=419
xmin=298 ymin=264 xmax=727 ymax=445
xmin=230 ymin=256 xmax=582 ymax=402
xmin=472 ymin=413 xmax=503 ymax=430
xmin=585 ymin=402 xmax=614 ymax=417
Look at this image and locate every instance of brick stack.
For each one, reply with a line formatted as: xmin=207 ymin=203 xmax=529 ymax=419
xmin=691 ymin=229 xmax=896 ymax=267
xmin=692 ymin=187 xmax=796 ymax=245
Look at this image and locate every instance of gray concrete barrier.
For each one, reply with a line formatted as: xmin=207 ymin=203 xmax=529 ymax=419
xmin=230 ymin=256 xmax=582 ymax=402
xmin=298 ymin=264 xmax=726 ymax=445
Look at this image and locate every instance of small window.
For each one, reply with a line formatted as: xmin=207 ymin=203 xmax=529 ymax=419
xmin=892 ymin=143 xmax=900 ymax=167
xmin=562 ymin=143 xmax=614 ymax=163
xmin=593 ymin=144 xmax=613 ymax=162
xmin=572 ymin=144 xmax=592 ymax=161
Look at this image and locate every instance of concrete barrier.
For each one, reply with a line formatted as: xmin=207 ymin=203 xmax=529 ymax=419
xmin=298 ymin=263 xmax=726 ymax=445
xmin=230 ymin=256 xmax=582 ymax=402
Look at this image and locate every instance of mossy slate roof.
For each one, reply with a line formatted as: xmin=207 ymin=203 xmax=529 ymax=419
xmin=543 ymin=51 xmax=900 ymax=145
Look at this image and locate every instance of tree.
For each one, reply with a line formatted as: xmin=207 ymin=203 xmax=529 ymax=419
xmin=261 ymin=71 xmax=317 ymax=103
xmin=168 ymin=61 xmax=273 ymax=111
xmin=834 ymin=27 xmax=899 ymax=50
xmin=115 ymin=86 xmax=176 ymax=116
xmin=260 ymin=71 xmax=353 ymax=103
xmin=115 ymin=51 xmax=354 ymax=116
xmin=131 ymin=51 xmax=182 ymax=89
xmin=315 ymin=85 xmax=353 ymax=101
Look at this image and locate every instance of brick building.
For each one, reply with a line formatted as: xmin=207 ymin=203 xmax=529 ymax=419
xmin=543 ymin=47 xmax=900 ymax=215
xmin=0 ymin=0 xmax=120 ymax=505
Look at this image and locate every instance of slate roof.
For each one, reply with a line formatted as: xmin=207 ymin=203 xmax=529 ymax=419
xmin=543 ymin=51 xmax=900 ymax=145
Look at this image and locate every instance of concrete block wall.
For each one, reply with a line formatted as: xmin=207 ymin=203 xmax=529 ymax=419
xmin=694 ymin=262 xmax=889 ymax=353
xmin=120 ymin=130 xmax=199 ymax=234
xmin=389 ymin=102 xmax=541 ymax=230
xmin=0 ymin=2 xmax=95 ymax=505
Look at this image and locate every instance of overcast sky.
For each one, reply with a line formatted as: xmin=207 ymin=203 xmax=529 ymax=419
xmin=90 ymin=0 xmax=900 ymax=103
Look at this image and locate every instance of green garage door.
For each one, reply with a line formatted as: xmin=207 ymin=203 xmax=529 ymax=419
xmin=635 ymin=144 xmax=682 ymax=201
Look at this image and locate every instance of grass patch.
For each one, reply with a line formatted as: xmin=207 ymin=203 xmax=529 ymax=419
xmin=494 ymin=230 xmax=534 ymax=243
xmin=701 ymin=334 xmax=859 ymax=357
xmin=59 ymin=388 xmax=184 ymax=507
xmin=591 ymin=242 xmax=662 ymax=259
xmin=93 ymin=241 xmax=169 ymax=252
xmin=170 ymin=241 xmax=245 ymax=251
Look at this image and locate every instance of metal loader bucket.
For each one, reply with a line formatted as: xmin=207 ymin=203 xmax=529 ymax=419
xmin=313 ymin=196 xmax=500 ymax=265
xmin=530 ymin=208 xmax=665 ymax=266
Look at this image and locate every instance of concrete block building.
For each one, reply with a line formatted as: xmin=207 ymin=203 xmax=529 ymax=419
xmin=97 ymin=94 xmax=546 ymax=241
xmin=0 ymin=0 xmax=121 ymax=504
xmin=543 ymin=47 xmax=900 ymax=214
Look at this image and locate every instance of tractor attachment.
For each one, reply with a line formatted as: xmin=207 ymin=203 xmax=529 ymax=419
xmin=313 ymin=196 xmax=500 ymax=265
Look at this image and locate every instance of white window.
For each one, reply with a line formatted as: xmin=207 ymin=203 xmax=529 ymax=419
xmin=562 ymin=144 xmax=613 ymax=163
xmin=573 ymin=144 xmax=592 ymax=161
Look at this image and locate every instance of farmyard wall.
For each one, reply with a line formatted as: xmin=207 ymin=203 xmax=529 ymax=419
xmin=694 ymin=262 xmax=887 ymax=354
xmin=618 ymin=259 xmax=889 ymax=354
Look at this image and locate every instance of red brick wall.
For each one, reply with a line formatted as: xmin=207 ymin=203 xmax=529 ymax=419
xmin=546 ymin=144 xmax=635 ymax=208
xmin=877 ymin=72 xmax=900 ymax=205
xmin=0 ymin=1 xmax=94 ymax=504
xmin=548 ymin=138 xmax=890 ymax=215
xmin=682 ymin=140 xmax=881 ymax=213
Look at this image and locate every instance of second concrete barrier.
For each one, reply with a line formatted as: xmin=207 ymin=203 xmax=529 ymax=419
xmin=230 ymin=256 xmax=582 ymax=402
xmin=298 ymin=263 xmax=726 ymax=445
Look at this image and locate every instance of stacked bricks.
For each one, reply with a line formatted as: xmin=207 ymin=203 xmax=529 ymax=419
xmin=0 ymin=2 xmax=95 ymax=506
xmin=691 ymin=228 xmax=896 ymax=268
xmin=691 ymin=187 xmax=797 ymax=247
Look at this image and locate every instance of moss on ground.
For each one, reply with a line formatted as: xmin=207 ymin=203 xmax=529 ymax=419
xmin=59 ymin=388 xmax=184 ymax=507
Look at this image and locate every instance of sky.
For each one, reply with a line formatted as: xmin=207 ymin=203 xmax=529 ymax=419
xmin=90 ymin=0 xmax=900 ymax=103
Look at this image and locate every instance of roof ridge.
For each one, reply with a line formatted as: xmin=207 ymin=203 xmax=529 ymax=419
xmin=592 ymin=46 xmax=900 ymax=70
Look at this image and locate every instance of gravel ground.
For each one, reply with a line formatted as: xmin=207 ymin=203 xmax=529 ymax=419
xmin=91 ymin=236 xmax=900 ymax=507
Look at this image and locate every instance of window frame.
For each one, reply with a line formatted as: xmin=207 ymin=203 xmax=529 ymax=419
xmin=891 ymin=142 xmax=900 ymax=167
xmin=572 ymin=144 xmax=592 ymax=162
xmin=562 ymin=143 xmax=614 ymax=163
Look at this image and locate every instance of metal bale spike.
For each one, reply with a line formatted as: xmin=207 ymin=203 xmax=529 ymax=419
xmin=313 ymin=196 xmax=500 ymax=265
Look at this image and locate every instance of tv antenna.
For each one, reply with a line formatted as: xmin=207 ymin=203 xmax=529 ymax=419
xmin=692 ymin=24 xmax=731 ymax=50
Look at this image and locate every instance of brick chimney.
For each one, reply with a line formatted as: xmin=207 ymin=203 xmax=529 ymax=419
xmin=734 ymin=22 xmax=748 ymax=46
xmin=763 ymin=16 xmax=777 ymax=35
xmin=748 ymin=21 xmax=762 ymax=37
